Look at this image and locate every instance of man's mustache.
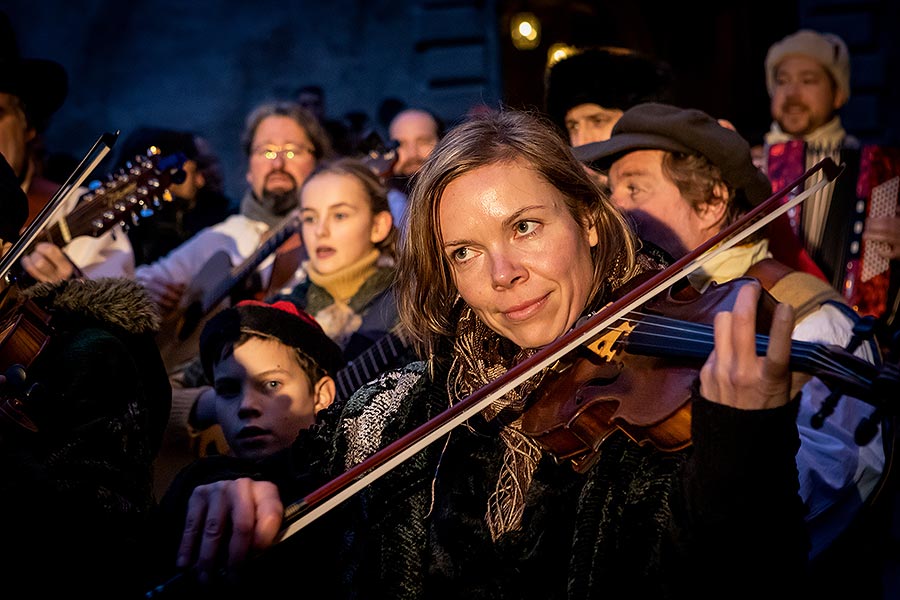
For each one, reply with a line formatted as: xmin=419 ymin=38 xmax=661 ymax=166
xmin=266 ymin=170 xmax=297 ymax=187
xmin=780 ymin=101 xmax=809 ymax=112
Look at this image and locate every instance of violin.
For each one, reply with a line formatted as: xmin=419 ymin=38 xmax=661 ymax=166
xmin=0 ymin=283 xmax=53 ymax=433
xmin=0 ymin=132 xmax=118 ymax=433
xmin=519 ymin=275 xmax=895 ymax=472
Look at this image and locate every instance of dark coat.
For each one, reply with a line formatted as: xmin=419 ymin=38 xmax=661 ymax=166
xmin=0 ymin=277 xmax=171 ymax=599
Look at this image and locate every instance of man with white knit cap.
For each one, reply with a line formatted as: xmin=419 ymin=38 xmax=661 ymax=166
xmin=762 ymin=29 xmax=900 ymax=348
xmin=764 ymin=29 xmax=853 ymax=148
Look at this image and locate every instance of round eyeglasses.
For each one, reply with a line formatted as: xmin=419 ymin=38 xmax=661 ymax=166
xmin=252 ymin=144 xmax=314 ymax=161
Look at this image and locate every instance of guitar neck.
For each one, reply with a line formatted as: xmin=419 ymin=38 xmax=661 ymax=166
xmin=334 ymin=330 xmax=410 ymax=402
xmin=202 ymin=215 xmax=302 ymax=312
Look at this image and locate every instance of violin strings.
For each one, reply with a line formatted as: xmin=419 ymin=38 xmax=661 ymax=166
xmin=612 ymin=311 xmax=873 ymax=391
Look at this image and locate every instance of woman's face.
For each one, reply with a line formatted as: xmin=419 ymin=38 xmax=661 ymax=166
xmin=438 ymin=160 xmax=598 ymax=349
xmin=300 ymin=171 xmax=391 ymax=274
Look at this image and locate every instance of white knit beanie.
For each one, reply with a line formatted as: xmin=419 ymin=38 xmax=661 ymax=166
xmin=765 ymin=29 xmax=850 ymax=102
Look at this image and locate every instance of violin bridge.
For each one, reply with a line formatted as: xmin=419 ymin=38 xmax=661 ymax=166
xmin=584 ymin=322 xmax=634 ymax=360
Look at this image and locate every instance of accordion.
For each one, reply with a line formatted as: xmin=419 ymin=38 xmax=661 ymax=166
xmin=766 ymin=140 xmax=900 ymax=321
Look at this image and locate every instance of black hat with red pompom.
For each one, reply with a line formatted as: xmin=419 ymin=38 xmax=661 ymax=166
xmin=200 ymin=299 xmax=346 ymax=382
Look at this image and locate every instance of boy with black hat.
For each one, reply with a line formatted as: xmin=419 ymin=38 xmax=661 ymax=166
xmin=195 ymin=298 xmax=344 ymax=460
xmin=575 ymin=101 xmax=888 ymax=593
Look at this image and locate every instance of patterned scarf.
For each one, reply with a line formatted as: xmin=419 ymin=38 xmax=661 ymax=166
xmin=446 ymin=304 xmax=546 ymax=541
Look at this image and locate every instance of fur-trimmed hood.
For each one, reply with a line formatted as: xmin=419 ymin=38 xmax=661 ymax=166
xmin=24 ymin=276 xmax=161 ymax=335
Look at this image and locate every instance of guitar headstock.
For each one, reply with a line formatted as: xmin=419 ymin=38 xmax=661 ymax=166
xmin=364 ymin=143 xmax=399 ymax=180
xmin=357 ymin=131 xmax=399 ymax=181
xmin=73 ymin=148 xmax=187 ymax=238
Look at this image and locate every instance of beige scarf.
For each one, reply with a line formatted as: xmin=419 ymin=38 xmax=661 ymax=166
xmin=306 ymin=248 xmax=380 ymax=346
xmin=764 ymin=115 xmax=847 ymax=146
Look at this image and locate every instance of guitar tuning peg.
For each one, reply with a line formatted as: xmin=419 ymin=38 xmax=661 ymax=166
xmin=131 ymin=212 xmax=141 ymax=226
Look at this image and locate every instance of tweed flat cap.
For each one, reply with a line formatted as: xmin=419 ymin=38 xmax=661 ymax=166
xmin=573 ymin=102 xmax=772 ymax=205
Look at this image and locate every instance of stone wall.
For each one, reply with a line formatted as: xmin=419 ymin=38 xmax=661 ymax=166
xmin=5 ymin=0 xmax=501 ymax=202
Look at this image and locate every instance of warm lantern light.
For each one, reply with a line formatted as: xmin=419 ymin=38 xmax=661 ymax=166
xmin=547 ymin=43 xmax=576 ymax=68
xmin=510 ymin=12 xmax=540 ymax=50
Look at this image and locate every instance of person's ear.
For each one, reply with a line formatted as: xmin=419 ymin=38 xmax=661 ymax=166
xmin=313 ymin=376 xmax=336 ymax=412
xmin=190 ymin=160 xmax=207 ymax=189
xmin=832 ymin=87 xmax=848 ymax=110
xmin=369 ymin=210 xmax=393 ymax=245
xmin=697 ymin=183 xmax=730 ymax=228
xmin=583 ymin=217 xmax=599 ymax=248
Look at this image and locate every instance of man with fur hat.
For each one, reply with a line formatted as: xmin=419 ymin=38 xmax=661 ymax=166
xmin=575 ymin=102 xmax=888 ymax=594
xmin=762 ymin=29 xmax=900 ymax=341
xmin=544 ymin=46 xmax=673 ymax=147
xmin=0 ymin=276 xmax=173 ymax=597
xmin=0 ymin=10 xmax=134 ymax=282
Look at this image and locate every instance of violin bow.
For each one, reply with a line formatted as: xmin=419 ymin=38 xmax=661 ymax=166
xmin=274 ymin=156 xmax=844 ymax=541
xmin=0 ymin=131 xmax=118 ymax=283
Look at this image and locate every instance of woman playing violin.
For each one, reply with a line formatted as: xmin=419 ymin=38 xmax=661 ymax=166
xmin=160 ymin=110 xmax=807 ymax=598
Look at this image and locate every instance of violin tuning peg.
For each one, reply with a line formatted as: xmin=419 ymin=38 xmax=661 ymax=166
xmin=811 ymin=389 xmax=842 ymax=430
xmin=854 ymin=410 xmax=881 ymax=446
xmin=4 ymin=364 xmax=28 ymax=391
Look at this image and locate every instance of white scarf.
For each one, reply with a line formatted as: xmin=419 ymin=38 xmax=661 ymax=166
xmin=764 ymin=116 xmax=847 ymax=147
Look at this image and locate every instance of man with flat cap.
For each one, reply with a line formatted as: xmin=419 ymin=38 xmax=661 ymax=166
xmin=0 ymin=10 xmax=134 ymax=282
xmin=575 ymin=102 xmax=888 ymax=595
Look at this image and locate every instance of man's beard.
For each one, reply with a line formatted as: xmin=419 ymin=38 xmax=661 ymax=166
xmin=260 ymin=186 xmax=301 ymax=216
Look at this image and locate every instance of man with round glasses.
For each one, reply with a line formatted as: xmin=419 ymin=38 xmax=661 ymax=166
xmin=136 ymin=100 xmax=331 ymax=323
